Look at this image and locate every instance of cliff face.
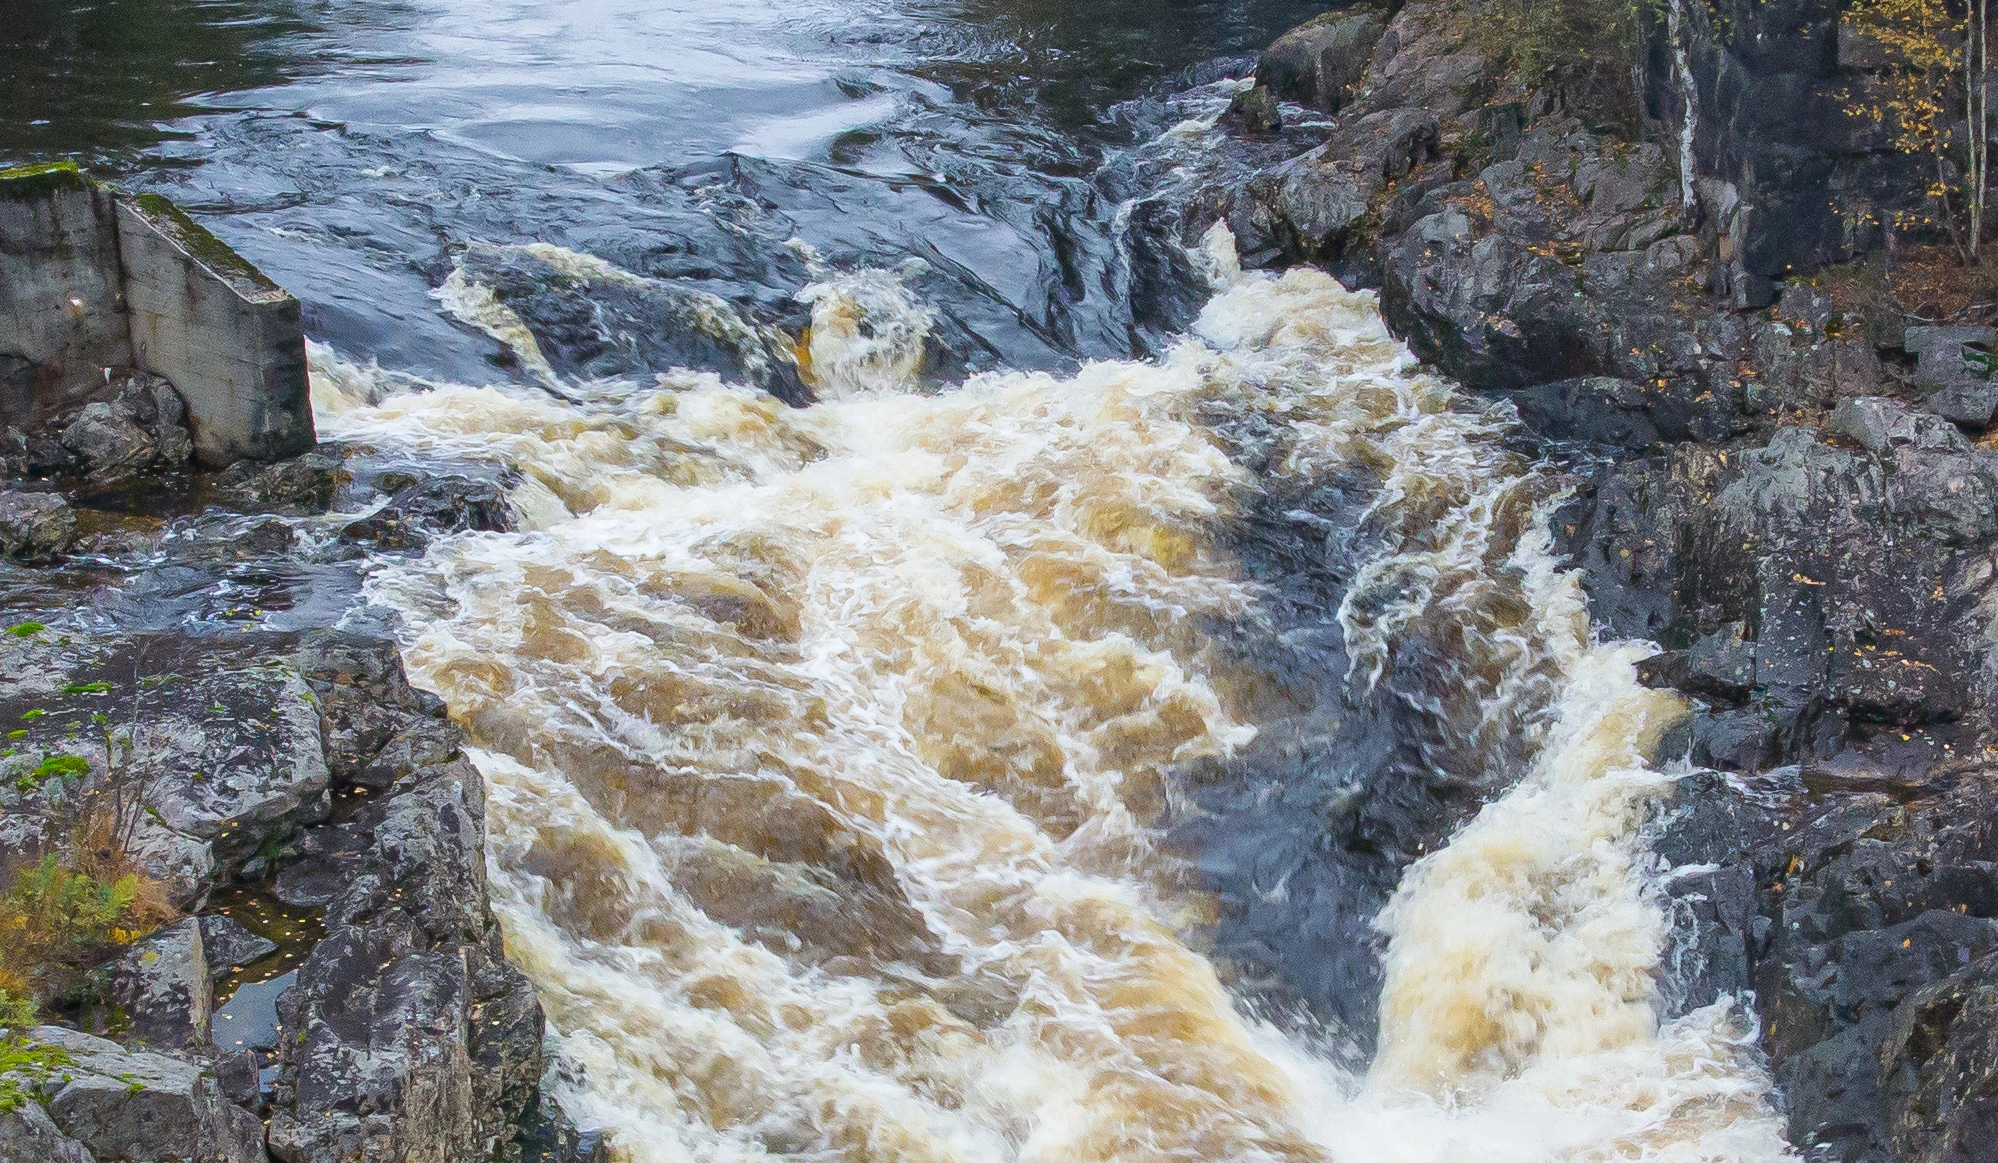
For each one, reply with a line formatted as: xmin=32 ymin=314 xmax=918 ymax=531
xmin=1214 ymin=2 xmax=1998 ymax=1158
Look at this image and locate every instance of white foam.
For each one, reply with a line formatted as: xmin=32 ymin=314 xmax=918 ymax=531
xmin=325 ymin=230 xmax=1794 ymax=1162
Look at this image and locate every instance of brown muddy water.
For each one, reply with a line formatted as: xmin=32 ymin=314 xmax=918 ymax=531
xmin=3 ymin=2 xmax=1796 ymax=1159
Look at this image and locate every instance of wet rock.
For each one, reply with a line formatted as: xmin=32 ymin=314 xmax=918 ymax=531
xmin=452 ymin=242 xmax=809 ymax=404
xmin=197 ymin=916 xmax=277 ymax=979
xmin=516 ymin=1103 xmax=613 ymax=1163
xmin=209 ymin=445 xmax=352 ymax=515
xmin=107 ymin=917 xmax=210 ymax=1051
xmin=266 ymin=631 xmax=543 ymax=1163
xmin=30 ymin=1026 xmax=264 ymax=1163
xmin=1224 ymin=84 xmax=1283 ymax=135
xmin=1254 ymin=6 xmax=1387 ymax=113
xmin=295 ymin=631 xmax=450 ymax=786
xmin=0 ymin=489 xmax=75 ymax=559
xmin=1507 ymin=376 xmax=1676 ymax=451
xmin=1562 ymin=425 xmax=1997 ymax=756
xmin=340 ymin=473 xmax=511 ymax=550
xmin=1684 ymin=621 xmax=1756 ymax=703
xmin=0 ymin=633 xmax=332 ymax=906
xmin=1651 ymin=766 xmax=1998 ymax=1161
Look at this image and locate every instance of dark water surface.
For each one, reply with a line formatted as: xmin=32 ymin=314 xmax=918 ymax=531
xmin=2 ymin=0 xmax=1324 ymax=380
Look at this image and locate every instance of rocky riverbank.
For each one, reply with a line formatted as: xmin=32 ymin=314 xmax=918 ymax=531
xmin=0 ymin=165 xmax=561 ymax=1163
xmin=1190 ymin=1 xmax=1998 ymax=1158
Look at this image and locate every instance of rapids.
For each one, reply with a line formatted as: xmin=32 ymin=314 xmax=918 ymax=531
xmin=6 ymin=3 xmax=1800 ymax=1156
xmin=311 ymin=229 xmax=1796 ymax=1162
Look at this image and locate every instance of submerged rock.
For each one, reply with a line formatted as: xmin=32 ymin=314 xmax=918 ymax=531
xmin=197 ymin=916 xmax=277 ymax=979
xmin=340 ymin=472 xmax=512 ymax=550
xmin=208 ymin=445 xmax=353 ymax=514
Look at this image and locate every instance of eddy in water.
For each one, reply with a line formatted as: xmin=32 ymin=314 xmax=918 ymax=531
xmin=311 ymin=225 xmax=1796 ymax=1163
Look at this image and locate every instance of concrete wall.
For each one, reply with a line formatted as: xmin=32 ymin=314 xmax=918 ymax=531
xmin=0 ymin=165 xmax=134 ymax=428
xmin=117 ymin=198 xmax=314 ymax=465
xmin=0 ymin=163 xmax=315 ymax=467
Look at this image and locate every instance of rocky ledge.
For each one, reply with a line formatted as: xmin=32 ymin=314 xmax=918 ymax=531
xmin=0 ymin=628 xmax=549 ymax=1163
xmin=1198 ymin=0 xmax=1998 ymax=1158
xmin=0 ymin=175 xmax=561 ymax=1163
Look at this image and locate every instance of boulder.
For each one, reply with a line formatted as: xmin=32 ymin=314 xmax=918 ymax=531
xmin=31 ymin=1026 xmax=264 ymax=1163
xmin=1255 ymin=6 xmax=1388 ymax=113
xmin=53 ymin=375 xmax=193 ymax=482
xmin=340 ymin=473 xmax=512 ymax=550
xmin=196 ymin=917 xmax=276 ymax=979
xmin=0 ymin=1102 xmax=96 ymax=1163
xmin=1905 ymin=326 xmax=1998 ymax=428
xmin=107 ymin=918 xmax=210 ymax=1051
xmin=0 ymin=490 xmax=75 ymax=560
xmin=1224 ymin=84 xmax=1283 ymax=135
xmin=1831 ymin=396 xmax=1969 ymax=455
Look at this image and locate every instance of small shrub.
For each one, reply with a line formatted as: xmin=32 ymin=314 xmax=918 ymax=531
xmin=60 ymin=683 xmax=111 ymax=696
xmin=5 ymin=623 xmax=43 ymax=639
xmin=0 ymin=855 xmax=173 ymax=1011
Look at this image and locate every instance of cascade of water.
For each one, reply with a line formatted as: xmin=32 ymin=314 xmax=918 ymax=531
xmin=315 ymin=226 xmax=1793 ymax=1163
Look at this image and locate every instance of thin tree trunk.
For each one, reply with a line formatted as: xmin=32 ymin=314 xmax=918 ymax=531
xmin=1667 ymin=0 xmax=1700 ymax=210
xmin=1978 ymin=0 xmax=1988 ymax=260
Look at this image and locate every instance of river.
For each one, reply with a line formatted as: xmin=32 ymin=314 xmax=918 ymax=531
xmin=3 ymin=2 xmax=1795 ymax=1159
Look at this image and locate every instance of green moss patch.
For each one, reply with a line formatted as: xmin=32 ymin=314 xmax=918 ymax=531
xmin=129 ymin=192 xmax=286 ymax=300
xmin=0 ymin=161 xmax=94 ymax=201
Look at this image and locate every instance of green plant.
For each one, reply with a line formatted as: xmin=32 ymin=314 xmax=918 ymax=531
xmin=15 ymin=754 xmax=89 ymax=793
xmin=0 ymin=989 xmax=33 ymax=1029
xmin=5 ymin=623 xmax=43 ymax=639
xmin=0 ymin=855 xmax=169 ymax=1013
xmin=61 ymin=683 xmax=111 ymax=696
xmin=0 ymin=1036 xmax=69 ymax=1112
xmin=3 ymin=857 xmax=142 ymax=951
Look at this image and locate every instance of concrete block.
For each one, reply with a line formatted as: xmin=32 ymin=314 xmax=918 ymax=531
xmin=117 ymin=196 xmax=314 ymax=465
xmin=0 ymin=163 xmax=134 ymax=426
xmin=0 ymin=163 xmax=315 ymax=469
